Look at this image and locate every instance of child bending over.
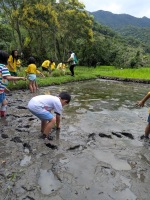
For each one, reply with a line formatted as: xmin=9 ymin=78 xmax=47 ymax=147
xmin=28 ymin=92 xmax=71 ymax=140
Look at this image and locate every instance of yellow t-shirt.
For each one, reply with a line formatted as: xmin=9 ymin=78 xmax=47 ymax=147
xmin=50 ymin=62 xmax=56 ymax=70
xmin=17 ymin=59 xmax=21 ymax=67
xmin=25 ymin=64 xmax=41 ymax=75
xmin=57 ymin=63 xmax=66 ymax=70
xmin=42 ymin=60 xmax=50 ymax=68
xmin=8 ymin=55 xmax=17 ymax=72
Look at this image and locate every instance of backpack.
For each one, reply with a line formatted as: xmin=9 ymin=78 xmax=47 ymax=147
xmin=74 ymin=54 xmax=78 ymax=64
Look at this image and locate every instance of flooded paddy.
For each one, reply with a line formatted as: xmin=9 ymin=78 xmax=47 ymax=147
xmin=0 ymin=79 xmax=150 ymax=200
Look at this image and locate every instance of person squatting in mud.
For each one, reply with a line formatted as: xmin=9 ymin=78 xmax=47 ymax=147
xmin=0 ymin=50 xmax=26 ymax=117
xmin=27 ymin=92 xmax=71 ymax=140
xmin=137 ymin=91 xmax=150 ymax=140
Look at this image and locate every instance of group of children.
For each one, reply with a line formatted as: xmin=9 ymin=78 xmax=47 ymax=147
xmin=41 ymin=51 xmax=77 ymax=76
xmin=0 ymin=49 xmax=71 ymax=141
xmin=5 ymin=50 xmax=77 ymax=94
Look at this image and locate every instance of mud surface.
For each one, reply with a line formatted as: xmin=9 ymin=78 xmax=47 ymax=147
xmin=0 ymin=79 xmax=150 ymax=200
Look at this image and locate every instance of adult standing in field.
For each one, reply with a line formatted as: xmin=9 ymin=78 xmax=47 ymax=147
xmin=67 ymin=51 xmax=78 ymax=77
xmin=0 ymin=50 xmax=26 ymax=117
xmin=8 ymin=50 xmax=19 ymax=85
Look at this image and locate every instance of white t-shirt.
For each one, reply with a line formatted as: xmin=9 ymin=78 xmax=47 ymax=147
xmin=70 ymin=53 xmax=76 ymax=65
xmin=28 ymin=95 xmax=62 ymax=115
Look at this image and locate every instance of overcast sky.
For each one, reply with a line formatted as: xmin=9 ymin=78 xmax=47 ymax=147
xmin=81 ymin=0 xmax=150 ymax=18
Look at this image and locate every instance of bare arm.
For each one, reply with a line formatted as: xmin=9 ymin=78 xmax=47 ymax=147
xmin=5 ymin=75 xmax=26 ymax=81
xmin=40 ymin=72 xmax=45 ymax=77
xmin=67 ymin=57 xmax=73 ymax=62
xmin=137 ymin=92 xmax=150 ymax=107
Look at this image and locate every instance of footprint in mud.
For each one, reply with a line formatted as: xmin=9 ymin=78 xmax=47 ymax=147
xmin=18 ymin=125 xmax=31 ymax=129
xmin=121 ymin=132 xmax=134 ymax=139
xmin=111 ymin=132 xmax=122 ymax=138
xmin=67 ymin=145 xmax=81 ymax=151
xmin=10 ymin=136 xmax=22 ymax=143
xmin=22 ymin=196 xmax=35 ymax=200
xmin=99 ymin=133 xmax=112 ymax=139
xmin=23 ymin=143 xmax=32 ymax=153
xmin=111 ymin=131 xmax=134 ymax=139
xmin=88 ymin=133 xmax=96 ymax=141
xmin=28 ymin=117 xmax=36 ymax=121
xmin=17 ymin=106 xmax=27 ymax=109
xmin=45 ymin=143 xmax=58 ymax=150
xmin=1 ymin=134 xmax=9 ymax=139
xmin=15 ymin=128 xmax=29 ymax=133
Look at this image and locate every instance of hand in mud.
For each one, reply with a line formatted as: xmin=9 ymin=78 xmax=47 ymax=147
xmin=136 ymin=101 xmax=144 ymax=107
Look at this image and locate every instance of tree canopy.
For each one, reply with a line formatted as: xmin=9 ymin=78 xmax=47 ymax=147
xmin=0 ymin=0 xmax=150 ymax=67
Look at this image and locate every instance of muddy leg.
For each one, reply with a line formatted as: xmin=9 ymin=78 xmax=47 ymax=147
xmin=0 ymin=99 xmax=8 ymax=117
xmin=41 ymin=120 xmax=48 ymax=133
xmin=43 ymin=117 xmax=56 ymax=137
xmin=145 ymin=123 xmax=150 ymax=137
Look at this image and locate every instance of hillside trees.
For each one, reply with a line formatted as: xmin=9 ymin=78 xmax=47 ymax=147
xmin=0 ymin=23 xmax=12 ymax=50
xmin=0 ymin=0 xmax=150 ymax=67
xmin=0 ymin=0 xmax=93 ymax=63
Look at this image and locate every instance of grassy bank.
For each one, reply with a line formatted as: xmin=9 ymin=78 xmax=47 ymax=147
xmin=8 ymin=66 xmax=150 ymax=90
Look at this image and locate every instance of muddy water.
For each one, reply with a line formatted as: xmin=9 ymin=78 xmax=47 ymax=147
xmin=0 ymin=79 xmax=150 ymax=200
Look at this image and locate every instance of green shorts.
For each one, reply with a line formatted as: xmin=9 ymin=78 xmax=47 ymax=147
xmin=10 ymin=71 xmax=17 ymax=76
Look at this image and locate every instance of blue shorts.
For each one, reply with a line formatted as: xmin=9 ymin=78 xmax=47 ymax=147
xmin=28 ymin=74 xmax=36 ymax=81
xmin=0 ymin=93 xmax=6 ymax=103
xmin=29 ymin=109 xmax=54 ymax=121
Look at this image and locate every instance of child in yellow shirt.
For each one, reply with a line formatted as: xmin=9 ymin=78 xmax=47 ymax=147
xmin=25 ymin=57 xmax=45 ymax=93
xmin=57 ymin=62 xmax=66 ymax=74
xmin=50 ymin=60 xmax=56 ymax=72
xmin=8 ymin=50 xmax=18 ymax=84
xmin=16 ymin=59 xmax=22 ymax=71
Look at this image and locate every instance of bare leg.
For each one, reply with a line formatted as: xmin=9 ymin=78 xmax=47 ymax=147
xmin=41 ymin=120 xmax=48 ymax=133
xmin=33 ymin=81 xmax=37 ymax=93
xmin=145 ymin=123 xmax=150 ymax=137
xmin=0 ymin=99 xmax=8 ymax=117
xmin=43 ymin=117 xmax=56 ymax=137
xmin=35 ymin=81 xmax=39 ymax=91
xmin=29 ymin=81 xmax=34 ymax=93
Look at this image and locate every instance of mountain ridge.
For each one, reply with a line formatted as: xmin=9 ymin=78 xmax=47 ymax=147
xmin=90 ymin=10 xmax=150 ymax=29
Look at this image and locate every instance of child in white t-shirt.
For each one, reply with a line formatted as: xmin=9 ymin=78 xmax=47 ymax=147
xmin=28 ymin=92 xmax=71 ymax=140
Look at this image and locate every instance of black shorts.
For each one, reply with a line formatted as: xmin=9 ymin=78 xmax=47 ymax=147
xmin=42 ymin=67 xmax=49 ymax=72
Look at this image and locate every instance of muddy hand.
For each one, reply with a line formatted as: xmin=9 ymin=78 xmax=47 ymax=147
xmin=136 ymin=101 xmax=144 ymax=107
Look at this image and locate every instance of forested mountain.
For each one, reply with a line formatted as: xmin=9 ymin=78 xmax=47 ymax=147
xmin=91 ymin=10 xmax=150 ymax=29
xmin=91 ymin=10 xmax=150 ymax=49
